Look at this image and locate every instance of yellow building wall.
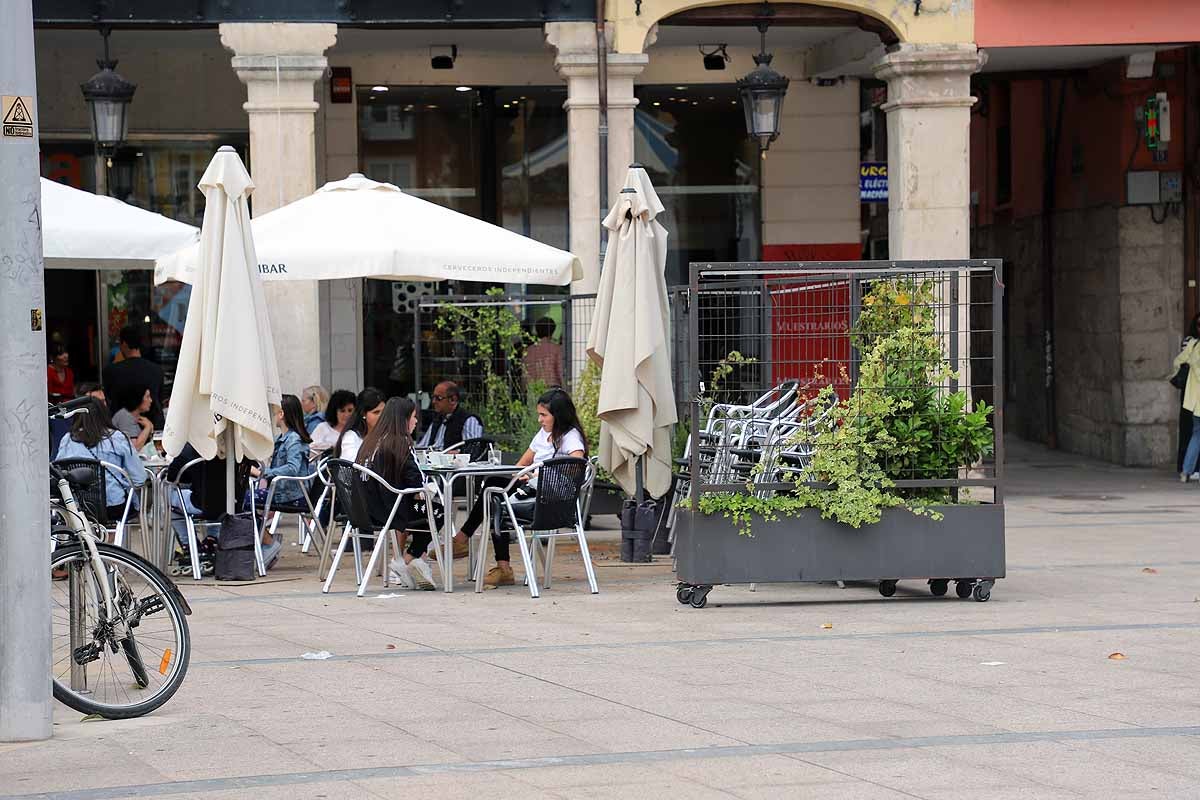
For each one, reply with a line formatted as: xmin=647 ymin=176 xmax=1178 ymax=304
xmin=610 ymin=0 xmax=975 ymax=54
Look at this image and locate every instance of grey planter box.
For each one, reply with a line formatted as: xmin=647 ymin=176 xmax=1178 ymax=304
xmin=674 ymin=505 xmax=1005 ymax=587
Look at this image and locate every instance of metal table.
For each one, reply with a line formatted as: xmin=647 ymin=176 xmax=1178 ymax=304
xmin=139 ymin=456 xmax=172 ymax=572
xmin=420 ymin=462 xmax=523 ymax=593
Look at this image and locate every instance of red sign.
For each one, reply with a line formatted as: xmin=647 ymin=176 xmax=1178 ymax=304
xmin=330 ymin=67 xmax=352 ymax=104
xmin=763 ymin=243 xmax=859 ymax=399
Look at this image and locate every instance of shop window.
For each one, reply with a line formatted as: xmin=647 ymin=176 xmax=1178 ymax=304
xmin=633 ymin=85 xmax=762 ymax=286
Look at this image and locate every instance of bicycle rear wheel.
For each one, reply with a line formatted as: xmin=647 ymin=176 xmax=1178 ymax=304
xmin=50 ymin=543 xmax=191 ymax=719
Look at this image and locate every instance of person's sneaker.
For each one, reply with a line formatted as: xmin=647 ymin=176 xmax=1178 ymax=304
xmin=388 ymin=558 xmax=415 ymax=590
xmin=482 ymin=564 xmax=515 ymax=588
xmin=408 ymin=557 xmax=436 ymax=591
xmin=1191 ymin=473 xmax=1200 ymax=482
xmin=1181 ymin=472 xmax=1190 ymax=483
xmin=453 ymin=537 xmax=470 ymax=559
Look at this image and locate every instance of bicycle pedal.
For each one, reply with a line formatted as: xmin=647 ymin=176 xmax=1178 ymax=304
xmin=72 ymin=642 xmax=101 ymax=665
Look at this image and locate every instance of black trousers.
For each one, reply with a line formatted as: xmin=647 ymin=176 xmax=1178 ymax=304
xmin=461 ymin=477 xmax=534 ymax=563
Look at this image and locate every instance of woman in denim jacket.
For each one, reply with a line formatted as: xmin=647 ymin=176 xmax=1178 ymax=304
xmin=250 ymin=394 xmax=311 ymax=506
xmin=56 ymin=398 xmax=147 ymax=519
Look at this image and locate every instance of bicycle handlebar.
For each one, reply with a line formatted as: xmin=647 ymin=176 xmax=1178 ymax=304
xmin=49 ymin=396 xmax=92 ymax=420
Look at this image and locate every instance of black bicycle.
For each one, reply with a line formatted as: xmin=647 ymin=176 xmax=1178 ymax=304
xmin=49 ymin=398 xmax=192 ymax=719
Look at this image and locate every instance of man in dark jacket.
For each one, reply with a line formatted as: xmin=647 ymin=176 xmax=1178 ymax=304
xmin=416 ymin=381 xmax=483 ymax=450
xmin=103 ymin=326 xmax=165 ymax=429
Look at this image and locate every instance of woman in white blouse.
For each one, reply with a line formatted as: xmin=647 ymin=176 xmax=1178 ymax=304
xmin=453 ymin=388 xmax=587 ymax=588
xmin=334 ymin=387 xmax=386 ymax=464
xmin=309 ymin=389 xmax=357 ymax=461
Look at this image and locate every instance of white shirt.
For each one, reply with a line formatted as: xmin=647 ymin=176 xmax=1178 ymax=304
xmin=338 ymin=430 xmax=363 ymax=463
xmin=309 ymin=422 xmax=341 ymax=460
xmin=528 ymin=427 xmax=586 ymax=465
xmin=417 ymin=414 xmax=484 ymax=450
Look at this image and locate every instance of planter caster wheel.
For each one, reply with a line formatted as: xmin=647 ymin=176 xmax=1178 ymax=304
xmin=676 ymin=584 xmax=694 ymax=605
xmin=689 ymin=585 xmax=712 ymax=609
xmin=955 ymin=579 xmax=974 ymax=599
xmin=878 ymin=580 xmax=897 ymax=598
xmin=929 ymin=579 xmax=949 ymax=597
xmin=972 ymin=580 xmax=994 ymax=603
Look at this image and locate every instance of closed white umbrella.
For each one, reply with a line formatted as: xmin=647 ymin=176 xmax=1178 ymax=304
xmin=587 ymin=166 xmax=677 ymax=500
xmin=163 ymin=147 xmax=281 ymax=512
xmin=40 ymin=178 xmax=199 ymax=269
xmin=155 ymin=173 xmax=581 ymax=287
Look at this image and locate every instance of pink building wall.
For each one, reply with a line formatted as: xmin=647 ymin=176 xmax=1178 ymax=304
xmin=976 ymin=0 xmax=1200 ymax=48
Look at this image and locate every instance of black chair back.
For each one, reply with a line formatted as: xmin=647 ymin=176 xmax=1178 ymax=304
xmin=530 ymin=457 xmax=588 ymax=530
xmin=327 ymin=458 xmax=375 ymax=533
xmin=460 ymin=437 xmax=495 ymax=462
xmin=52 ymin=457 xmax=109 ymax=524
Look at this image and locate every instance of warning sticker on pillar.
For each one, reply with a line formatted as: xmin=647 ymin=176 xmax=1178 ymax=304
xmin=2 ymin=95 xmax=34 ymax=138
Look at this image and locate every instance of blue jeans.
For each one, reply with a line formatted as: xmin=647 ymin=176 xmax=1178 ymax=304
xmin=1183 ymin=415 xmax=1200 ymax=476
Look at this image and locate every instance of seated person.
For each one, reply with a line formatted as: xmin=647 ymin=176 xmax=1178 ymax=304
xmin=355 ymin=397 xmax=438 ymax=590
xmin=334 ymin=387 xmax=386 ymax=463
xmin=247 ymin=394 xmax=313 ymax=568
xmin=451 ymin=388 xmax=586 ymax=588
xmin=56 ymin=397 xmax=148 ymax=523
xmin=415 ymin=381 xmax=483 ymax=451
xmin=309 ymin=389 xmax=356 ymax=461
xmin=301 ymin=384 xmax=330 ymax=434
xmin=111 ymin=384 xmax=156 ymax=452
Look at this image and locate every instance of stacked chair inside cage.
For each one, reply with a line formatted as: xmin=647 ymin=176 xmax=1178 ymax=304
xmin=668 ymin=380 xmax=838 ymax=533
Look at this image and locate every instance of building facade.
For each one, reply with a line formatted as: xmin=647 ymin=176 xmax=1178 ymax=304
xmin=30 ymin=0 xmax=1200 ymax=465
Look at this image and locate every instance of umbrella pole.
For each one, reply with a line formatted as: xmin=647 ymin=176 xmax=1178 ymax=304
xmin=225 ymin=427 xmax=236 ymax=516
xmin=635 ymin=455 xmax=645 ymax=504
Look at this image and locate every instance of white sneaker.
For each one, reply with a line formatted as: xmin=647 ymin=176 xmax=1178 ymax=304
xmin=408 ymin=557 xmax=436 ymax=591
xmin=388 ymin=558 xmax=415 ymax=590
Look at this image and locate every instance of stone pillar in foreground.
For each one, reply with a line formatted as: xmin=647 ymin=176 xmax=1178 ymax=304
xmin=220 ymin=22 xmax=337 ymax=393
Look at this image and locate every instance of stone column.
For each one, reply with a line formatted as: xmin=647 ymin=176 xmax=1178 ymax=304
xmin=219 ymin=22 xmax=337 ymax=394
xmin=875 ymin=44 xmax=986 ymax=400
xmin=873 ymin=44 xmax=985 ymax=259
xmin=546 ymin=22 xmax=647 ymax=381
xmin=546 ymin=21 xmax=648 ymax=296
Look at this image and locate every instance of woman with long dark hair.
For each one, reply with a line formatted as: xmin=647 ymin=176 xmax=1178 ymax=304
xmin=310 ymin=388 xmax=356 ymax=460
xmin=56 ymin=397 xmax=147 ymax=520
xmin=356 ymin=397 xmax=437 ymax=590
xmin=335 ymin=387 xmax=386 ymax=463
xmin=250 ymin=394 xmax=312 ymax=506
xmin=452 ymin=387 xmax=587 ymax=588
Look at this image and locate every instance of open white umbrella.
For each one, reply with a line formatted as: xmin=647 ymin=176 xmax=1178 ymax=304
xmin=163 ymin=147 xmax=281 ymax=512
xmin=155 ymin=173 xmax=582 ymax=287
xmin=40 ymin=178 xmax=198 ymax=269
xmin=587 ymin=166 xmax=677 ymax=500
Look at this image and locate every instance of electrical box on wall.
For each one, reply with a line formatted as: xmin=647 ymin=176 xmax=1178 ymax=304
xmin=1160 ymin=171 xmax=1183 ymax=204
xmin=1127 ymin=171 xmax=1161 ymax=205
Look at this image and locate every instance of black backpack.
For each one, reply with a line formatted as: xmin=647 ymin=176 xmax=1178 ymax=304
xmin=215 ymin=514 xmax=257 ymax=581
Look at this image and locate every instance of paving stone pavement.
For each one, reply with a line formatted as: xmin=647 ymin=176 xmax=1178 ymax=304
xmin=3 ymin=438 xmax=1199 ymax=799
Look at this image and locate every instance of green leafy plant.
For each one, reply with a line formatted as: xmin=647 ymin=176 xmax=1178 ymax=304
xmin=434 ymin=288 xmax=534 ymax=450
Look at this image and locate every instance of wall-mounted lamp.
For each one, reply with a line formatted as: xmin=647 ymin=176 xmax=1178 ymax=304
xmin=431 ymin=45 xmax=458 ymax=70
xmin=700 ymin=44 xmax=729 ymax=71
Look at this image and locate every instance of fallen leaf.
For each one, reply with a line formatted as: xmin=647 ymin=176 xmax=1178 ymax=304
xmin=385 ymin=644 xmax=396 ymax=650
xmin=821 ymin=623 xmax=833 ymax=630
xmin=1141 ymin=567 xmax=1158 ymax=574
xmin=1108 ymin=652 xmax=1127 ymax=660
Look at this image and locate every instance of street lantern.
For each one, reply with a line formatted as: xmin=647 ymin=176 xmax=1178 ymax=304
xmin=79 ymin=29 xmax=136 ymax=157
xmin=737 ymin=17 xmax=789 ymax=153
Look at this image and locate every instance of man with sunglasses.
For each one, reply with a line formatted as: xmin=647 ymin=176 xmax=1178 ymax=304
xmin=417 ymin=381 xmax=483 ymax=451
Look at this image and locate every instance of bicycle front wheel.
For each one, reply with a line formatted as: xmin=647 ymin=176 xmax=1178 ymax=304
xmin=50 ymin=543 xmax=191 ymax=719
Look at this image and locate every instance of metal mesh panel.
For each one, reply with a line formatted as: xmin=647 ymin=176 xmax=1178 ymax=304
xmin=687 ymin=261 xmax=1004 ymax=503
